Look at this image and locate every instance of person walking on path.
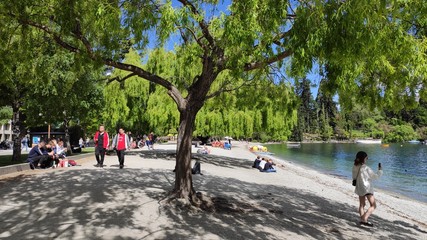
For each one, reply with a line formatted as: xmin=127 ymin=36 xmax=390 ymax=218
xmin=79 ymin=137 xmax=84 ymax=148
xmin=94 ymin=125 xmax=109 ymax=168
xmin=352 ymin=151 xmax=383 ymax=227
xmin=21 ymin=136 xmax=28 ymax=152
xmin=112 ymin=128 xmax=130 ymax=169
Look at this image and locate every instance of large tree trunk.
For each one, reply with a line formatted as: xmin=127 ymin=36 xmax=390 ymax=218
xmin=173 ymin=108 xmax=198 ymax=202
xmin=11 ymin=103 xmax=24 ymax=162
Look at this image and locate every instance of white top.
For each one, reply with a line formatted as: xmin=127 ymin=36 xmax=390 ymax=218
xmin=55 ymin=144 xmax=66 ymax=155
xmin=259 ymin=160 xmax=267 ymax=169
xmin=352 ymin=164 xmax=383 ymax=196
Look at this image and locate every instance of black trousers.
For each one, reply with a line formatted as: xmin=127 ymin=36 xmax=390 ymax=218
xmin=29 ymin=155 xmax=50 ymax=168
xmin=95 ymin=147 xmax=106 ymax=165
xmin=116 ymin=150 xmax=125 ymax=166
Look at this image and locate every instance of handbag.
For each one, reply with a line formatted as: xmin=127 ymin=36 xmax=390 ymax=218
xmin=352 ymin=165 xmax=361 ymax=186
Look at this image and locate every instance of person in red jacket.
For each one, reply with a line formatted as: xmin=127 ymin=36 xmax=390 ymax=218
xmin=112 ymin=128 xmax=130 ymax=169
xmin=94 ymin=125 xmax=109 ymax=167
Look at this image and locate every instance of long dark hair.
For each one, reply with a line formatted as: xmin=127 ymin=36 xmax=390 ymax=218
xmin=354 ymin=151 xmax=367 ymax=166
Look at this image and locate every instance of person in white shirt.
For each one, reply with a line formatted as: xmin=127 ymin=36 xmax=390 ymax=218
xmin=79 ymin=138 xmax=84 ymax=148
xmin=352 ymin=151 xmax=383 ymax=227
xmin=258 ymin=158 xmax=267 ymax=171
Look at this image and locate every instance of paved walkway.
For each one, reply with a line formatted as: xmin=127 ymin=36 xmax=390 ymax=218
xmin=0 ymin=149 xmax=30 ymax=156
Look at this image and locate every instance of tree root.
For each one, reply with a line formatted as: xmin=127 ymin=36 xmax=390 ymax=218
xmin=158 ymin=191 xmax=281 ymax=214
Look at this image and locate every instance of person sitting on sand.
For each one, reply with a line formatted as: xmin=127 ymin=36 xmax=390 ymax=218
xmin=252 ymin=156 xmax=261 ymax=168
xmin=352 ymin=151 xmax=383 ymax=227
xmin=258 ymin=158 xmax=267 ymax=171
xmin=262 ymin=159 xmax=277 ymax=173
xmin=197 ymin=146 xmax=210 ymax=154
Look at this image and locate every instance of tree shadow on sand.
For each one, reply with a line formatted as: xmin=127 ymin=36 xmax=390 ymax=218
xmin=0 ymin=154 xmax=425 ymax=240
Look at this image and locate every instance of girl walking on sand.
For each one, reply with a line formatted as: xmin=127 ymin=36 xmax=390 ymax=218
xmin=352 ymin=151 xmax=383 ymax=227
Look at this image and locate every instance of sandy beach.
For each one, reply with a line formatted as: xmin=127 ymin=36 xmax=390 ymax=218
xmin=0 ymin=142 xmax=426 ymax=240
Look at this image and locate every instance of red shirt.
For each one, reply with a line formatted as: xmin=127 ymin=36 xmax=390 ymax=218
xmin=117 ymin=133 xmax=126 ymax=150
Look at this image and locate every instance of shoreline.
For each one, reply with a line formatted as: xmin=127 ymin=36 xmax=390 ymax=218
xmin=239 ymin=143 xmax=427 ymax=227
xmin=254 ymin=142 xmax=427 ymax=204
xmin=271 ymin=151 xmax=427 ymax=205
xmin=247 ymin=143 xmax=427 ymax=205
xmin=0 ymin=142 xmax=426 ymax=239
xmin=266 ymin=153 xmax=427 ymax=205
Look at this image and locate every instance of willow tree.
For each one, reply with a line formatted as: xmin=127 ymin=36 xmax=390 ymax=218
xmin=3 ymin=0 xmax=427 ymax=204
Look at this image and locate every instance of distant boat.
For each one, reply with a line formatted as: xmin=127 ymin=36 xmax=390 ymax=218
xmin=381 ymin=144 xmax=390 ymax=148
xmin=356 ymin=139 xmax=382 ymax=144
xmin=287 ymin=142 xmax=301 ymax=148
xmin=258 ymin=152 xmax=275 ymax=155
xmin=408 ymin=140 xmax=421 ymax=144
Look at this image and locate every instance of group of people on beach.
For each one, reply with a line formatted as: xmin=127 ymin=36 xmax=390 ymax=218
xmin=252 ymin=156 xmax=277 ymax=172
xmin=26 ymin=124 xmax=384 ymax=228
xmin=197 ymin=146 xmax=211 ymax=154
xmin=27 ymin=138 xmax=67 ymax=169
xmin=249 ymin=151 xmax=383 ymax=227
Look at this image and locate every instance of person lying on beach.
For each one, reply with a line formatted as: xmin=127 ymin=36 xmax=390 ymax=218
xmin=252 ymin=156 xmax=261 ymax=168
xmin=352 ymin=151 xmax=383 ymax=227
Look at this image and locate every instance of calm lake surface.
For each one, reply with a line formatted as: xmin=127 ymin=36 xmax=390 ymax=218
xmin=266 ymin=143 xmax=427 ymax=203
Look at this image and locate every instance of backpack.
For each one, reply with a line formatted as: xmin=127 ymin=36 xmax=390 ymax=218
xmin=192 ymin=161 xmax=201 ymax=175
xmin=68 ymin=160 xmax=77 ymax=166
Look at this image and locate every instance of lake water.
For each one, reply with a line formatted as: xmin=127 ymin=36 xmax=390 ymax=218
xmin=266 ymin=143 xmax=427 ymax=203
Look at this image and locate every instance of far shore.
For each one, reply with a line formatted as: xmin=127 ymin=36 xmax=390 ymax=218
xmin=0 ymin=141 xmax=426 ymax=239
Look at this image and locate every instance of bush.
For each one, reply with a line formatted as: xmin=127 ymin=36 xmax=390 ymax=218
xmin=350 ymin=130 xmax=366 ymax=139
xmin=371 ymin=129 xmax=384 ymax=139
xmin=416 ymin=127 xmax=427 ymax=140
xmin=385 ymin=124 xmax=418 ymax=142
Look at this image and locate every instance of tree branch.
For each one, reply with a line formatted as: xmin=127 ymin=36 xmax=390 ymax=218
xmin=272 ymin=30 xmax=291 ymax=46
xmin=71 ymin=20 xmax=95 ymax=58
xmin=14 ymin=15 xmax=187 ymax=111
xmin=176 ymin=25 xmax=207 ymax=50
xmin=286 ymin=14 xmax=297 ymax=19
xmin=205 ymin=78 xmax=255 ymax=100
xmin=107 ymin=72 xmax=137 ymax=84
xmin=104 ymin=59 xmax=186 ymax=111
xmin=178 ymin=0 xmax=215 ymax=47
xmin=244 ymin=50 xmax=292 ymax=71
xmin=15 ymin=16 xmax=81 ymax=53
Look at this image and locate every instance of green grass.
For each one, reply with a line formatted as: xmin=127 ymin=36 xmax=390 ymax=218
xmin=80 ymin=147 xmax=95 ymax=154
xmin=0 ymin=154 xmax=28 ymax=167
